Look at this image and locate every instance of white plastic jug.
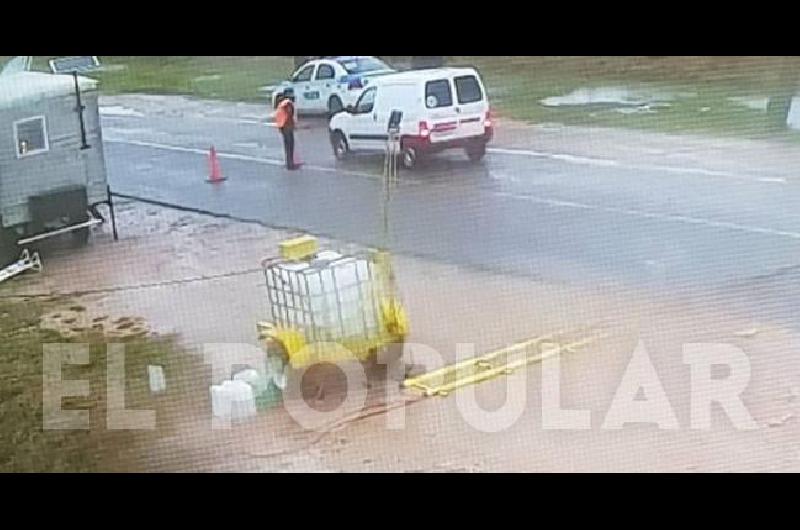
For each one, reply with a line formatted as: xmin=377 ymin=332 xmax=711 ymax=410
xmin=224 ymin=380 xmax=256 ymax=419
xmin=233 ymin=368 xmax=269 ymax=396
xmin=210 ymin=384 xmax=230 ymax=419
xmin=211 ymin=380 xmax=256 ymax=420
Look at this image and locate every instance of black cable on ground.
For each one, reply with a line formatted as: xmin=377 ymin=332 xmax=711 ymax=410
xmin=0 ymin=267 xmax=264 ymax=300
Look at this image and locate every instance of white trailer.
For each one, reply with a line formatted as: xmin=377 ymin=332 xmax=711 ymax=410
xmin=0 ymin=67 xmax=116 ymax=268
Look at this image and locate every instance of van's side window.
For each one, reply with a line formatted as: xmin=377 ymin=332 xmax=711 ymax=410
xmin=425 ymin=80 xmax=453 ymax=108
xmin=454 ymin=75 xmax=483 ymax=104
xmin=355 ymin=87 xmax=377 ymax=114
xmin=14 ymin=116 xmax=48 ymax=158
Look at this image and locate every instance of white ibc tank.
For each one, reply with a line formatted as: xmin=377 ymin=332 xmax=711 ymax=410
xmin=268 ymin=253 xmax=381 ymax=339
xmin=307 ymin=257 xmax=379 ymax=338
xmin=210 ymin=380 xmax=256 ymax=420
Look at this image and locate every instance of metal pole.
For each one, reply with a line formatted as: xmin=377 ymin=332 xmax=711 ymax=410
xmin=382 ymin=130 xmax=399 ymax=250
xmin=382 ymin=136 xmax=390 ymax=249
xmin=73 ymin=71 xmax=90 ymax=150
xmin=107 ymin=186 xmax=118 ymax=241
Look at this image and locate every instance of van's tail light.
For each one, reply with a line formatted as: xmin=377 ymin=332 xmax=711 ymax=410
xmin=484 ymin=109 xmax=494 ymax=129
xmin=419 ymin=121 xmax=430 ymax=138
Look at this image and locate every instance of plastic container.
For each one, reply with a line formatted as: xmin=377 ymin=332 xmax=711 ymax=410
xmin=210 ymin=380 xmax=256 ymax=420
xmin=255 ymin=380 xmax=284 ymax=410
xmin=232 ymin=368 xmax=283 ymax=410
xmin=233 ymin=368 xmax=269 ymax=395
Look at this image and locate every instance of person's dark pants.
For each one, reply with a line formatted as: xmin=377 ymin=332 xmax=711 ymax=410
xmin=280 ymin=127 xmax=296 ymax=169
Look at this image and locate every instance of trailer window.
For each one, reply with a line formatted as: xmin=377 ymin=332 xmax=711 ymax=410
xmin=14 ymin=116 xmax=48 ymax=158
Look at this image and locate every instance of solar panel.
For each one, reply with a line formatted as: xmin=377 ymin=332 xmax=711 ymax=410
xmin=49 ymin=56 xmax=101 ymax=74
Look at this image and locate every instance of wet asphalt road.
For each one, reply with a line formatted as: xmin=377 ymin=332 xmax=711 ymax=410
xmin=101 ymin=108 xmax=800 ymax=299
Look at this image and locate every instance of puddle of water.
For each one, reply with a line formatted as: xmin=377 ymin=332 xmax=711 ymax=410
xmin=728 ymin=95 xmax=800 ymax=130
xmin=100 ymin=105 xmax=144 ymax=118
xmin=615 ymin=105 xmax=660 ymax=115
xmin=727 ymin=96 xmax=769 ymax=111
xmin=193 ymin=74 xmax=222 ymax=83
xmin=541 ymin=86 xmax=682 ymax=111
xmin=542 ymin=86 xmax=800 ymax=130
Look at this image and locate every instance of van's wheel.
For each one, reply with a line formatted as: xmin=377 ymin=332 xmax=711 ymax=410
xmin=331 ymin=131 xmax=350 ymax=161
xmin=466 ymin=142 xmax=487 ymax=163
xmin=327 ymin=96 xmax=343 ymax=117
xmin=401 ymin=147 xmax=418 ymax=170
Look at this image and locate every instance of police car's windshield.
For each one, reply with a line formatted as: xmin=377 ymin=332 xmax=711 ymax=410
xmin=337 ymin=57 xmax=390 ymax=74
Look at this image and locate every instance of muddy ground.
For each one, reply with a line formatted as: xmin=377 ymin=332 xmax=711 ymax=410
xmin=3 ymin=198 xmax=798 ymax=472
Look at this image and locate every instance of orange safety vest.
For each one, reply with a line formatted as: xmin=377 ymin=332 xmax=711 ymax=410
xmin=275 ymin=99 xmax=295 ymax=129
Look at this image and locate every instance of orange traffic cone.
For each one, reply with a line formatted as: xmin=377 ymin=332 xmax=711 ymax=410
xmin=207 ymin=146 xmax=227 ymax=183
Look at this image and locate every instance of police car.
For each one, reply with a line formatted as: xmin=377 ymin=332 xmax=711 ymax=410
xmin=270 ymin=57 xmax=396 ymax=116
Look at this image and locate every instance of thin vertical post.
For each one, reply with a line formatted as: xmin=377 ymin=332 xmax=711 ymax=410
xmin=73 ymin=71 xmax=90 ymax=150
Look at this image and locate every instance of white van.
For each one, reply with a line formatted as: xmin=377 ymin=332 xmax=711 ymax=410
xmin=328 ymin=67 xmax=493 ymax=169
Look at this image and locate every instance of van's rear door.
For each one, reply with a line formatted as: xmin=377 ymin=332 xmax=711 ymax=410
xmin=424 ymin=78 xmax=461 ymax=144
xmin=453 ymin=73 xmax=488 ymax=138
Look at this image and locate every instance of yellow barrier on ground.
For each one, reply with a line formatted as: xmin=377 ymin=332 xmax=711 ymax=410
xmin=403 ymin=333 xmax=601 ymax=398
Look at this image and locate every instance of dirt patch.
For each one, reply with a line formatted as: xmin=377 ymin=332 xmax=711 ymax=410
xmin=0 ymin=293 xmax=206 ymax=472
xmin=3 ymin=199 xmax=798 ymax=471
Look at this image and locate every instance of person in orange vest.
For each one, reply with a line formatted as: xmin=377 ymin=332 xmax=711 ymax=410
xmin=275 ymin=93 xmax=300 ymax=170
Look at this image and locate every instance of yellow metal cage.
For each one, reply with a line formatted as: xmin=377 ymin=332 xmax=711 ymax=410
xmin=257 ymin=240 xmax=407 ymax=369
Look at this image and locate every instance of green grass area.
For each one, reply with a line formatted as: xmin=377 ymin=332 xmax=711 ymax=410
xmin=92 ymin=56 xmax=293 ymax=101
xmin=3 ymin=56 xmax=799 ymax=138
xmin=1 ymin=56 xmax=294 ymax=102
xmin=0 ymin=297 xmax=197 ymax=472
xmin=457 ymin=56 xmax=800 ymax=139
